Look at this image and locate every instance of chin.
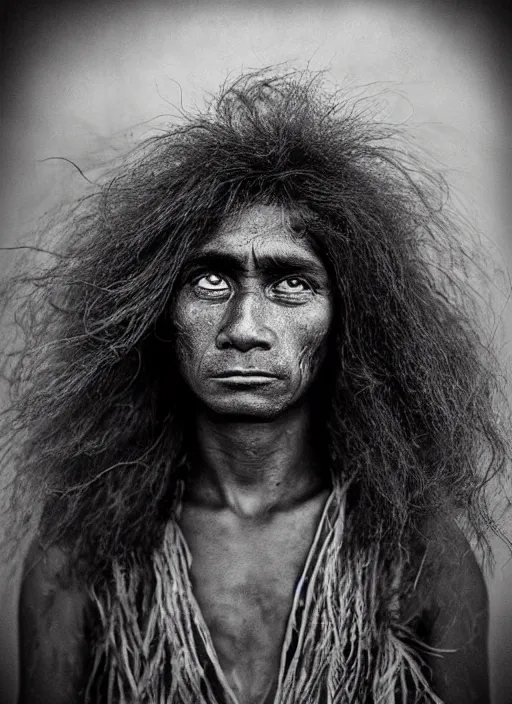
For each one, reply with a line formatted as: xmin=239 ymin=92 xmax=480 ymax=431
xmin=202 ymin=393 xmax=288 ymax=420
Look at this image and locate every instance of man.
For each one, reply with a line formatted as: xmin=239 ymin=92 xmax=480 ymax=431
xmin=7 ymin=72 xmax=507 ymax=703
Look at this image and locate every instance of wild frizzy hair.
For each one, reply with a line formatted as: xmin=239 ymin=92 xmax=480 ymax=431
xmin=1 ymin=69 xmax=509 ymax=584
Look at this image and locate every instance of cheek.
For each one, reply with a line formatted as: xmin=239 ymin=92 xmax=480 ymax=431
xmin=173 ymin=299 xmax=220 ymax=362
xmin=292 ymin=313 xmax=332 ymax=380
xmin=297 ymin=333 xmax=328 ymax=379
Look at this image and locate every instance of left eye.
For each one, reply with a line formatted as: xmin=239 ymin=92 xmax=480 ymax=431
xmin=273 ymin=277 xmax=311 ymax=293
xmin=195 ymin=273 xmax=230 ymax=291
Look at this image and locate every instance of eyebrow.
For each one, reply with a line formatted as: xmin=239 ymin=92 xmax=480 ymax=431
xmin=182 ymin=251 xmax=327 ymax=278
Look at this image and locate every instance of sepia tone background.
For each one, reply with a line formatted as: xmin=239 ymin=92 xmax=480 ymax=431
xmin=1 ymin=0 xmax=511 ymax=702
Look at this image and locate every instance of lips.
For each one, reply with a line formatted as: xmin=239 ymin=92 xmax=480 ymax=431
xmin=212 ymin=370 xmax=278 ymax=378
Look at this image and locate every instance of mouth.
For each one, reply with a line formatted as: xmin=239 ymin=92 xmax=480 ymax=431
xmin=211 ymin=370 xmax=280 ymax=385
xmin=214 ymin=370 xmax=277 ymax=378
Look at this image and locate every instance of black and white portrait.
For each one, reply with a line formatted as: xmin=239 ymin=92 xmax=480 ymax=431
xmin=1 ymin=2 xmax=511 ymax=703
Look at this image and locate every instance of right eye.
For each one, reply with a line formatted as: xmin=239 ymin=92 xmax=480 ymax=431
xmin=193 ymin=273 xmax=230 ymax=297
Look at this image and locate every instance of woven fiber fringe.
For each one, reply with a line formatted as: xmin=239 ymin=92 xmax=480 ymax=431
xmin=85 ymin=484 xmax=444 ymax=704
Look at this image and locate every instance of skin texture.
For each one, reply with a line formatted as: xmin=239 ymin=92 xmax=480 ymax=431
xmin=173 ymin=204 xmax=333 ymax=420
xmin=18 ymin=542 xmax=90 ymax=704
xmin=411 ymin=519 xmax=490 ymax=703
xmin=17 ymin=205 xmax=491 ymax=704
xmin=178 ymin=489 xmax=331 ymax=704
xmin=172 ymin=204 xmax=335 ymax=702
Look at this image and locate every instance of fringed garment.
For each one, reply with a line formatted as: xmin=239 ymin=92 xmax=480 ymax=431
xmin=85 ymin=483 xmax=443 ymax=704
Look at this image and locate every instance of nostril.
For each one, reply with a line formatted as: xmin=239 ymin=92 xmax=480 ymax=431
xmin=215 ymin=330 xmax=272 ymax=352
xmin=215 ymin=295 xmax=276 ymax=351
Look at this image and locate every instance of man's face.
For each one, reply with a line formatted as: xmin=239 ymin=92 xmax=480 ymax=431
xmin=173 ymin=204 xmax=332 ymax=419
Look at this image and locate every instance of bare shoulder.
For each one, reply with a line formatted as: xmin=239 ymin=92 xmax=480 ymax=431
xmin=18 ymin=538 xmax=91 ymax=704
xmin=421 ymin=516 xmax=488 ymax=630
xmin=408 ymin=517 xmax=489 ymax=704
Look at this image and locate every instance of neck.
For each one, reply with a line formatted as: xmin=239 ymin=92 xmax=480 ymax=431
xmin=185 ymin=405 xmax=328 ymax=517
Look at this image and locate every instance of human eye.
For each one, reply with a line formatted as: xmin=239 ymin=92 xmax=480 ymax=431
xmin=271 ymin=277 xmax=313 ymax=299
xmin=193 ymin=273 xmax=231 ymax=298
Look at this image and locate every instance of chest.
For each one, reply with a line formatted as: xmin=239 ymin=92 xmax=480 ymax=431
xmin=178 ymin=502 xmax=326 ymax=704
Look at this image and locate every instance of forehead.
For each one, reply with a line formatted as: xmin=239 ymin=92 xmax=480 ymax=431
xmin=195 ymin=204 xmax=322 ymax=264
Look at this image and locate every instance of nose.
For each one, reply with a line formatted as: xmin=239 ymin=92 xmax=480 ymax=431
xmin=216 ymin=292 xmax=276 ymax=352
